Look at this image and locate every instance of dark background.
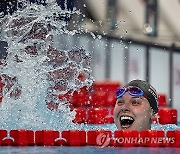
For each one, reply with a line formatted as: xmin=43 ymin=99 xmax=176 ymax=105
xmin=0 ymin=0 xmax=75 ymax=17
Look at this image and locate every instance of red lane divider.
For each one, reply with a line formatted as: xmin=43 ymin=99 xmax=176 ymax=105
xmin=90 ymin=91 xmax=116 ymax=107
xmin=35 ymin=130 xmax=59 ymax=146
xmin=0 ymin=130 xmax=7 ymax=146
xmin=106 ymin=91 xmax=116 ymax=107
xmin=72 ymin=108 xmax=114 ymax=124
xmin=61 ymin=130 xmax=86 ymax=146
xmin=87 ymin=130 xmax=112 ymax=146
xmin=113 ymin=130 xmax=139 ymax=147
xmin=158 ymin=94 xmax=167 ymax=106
xmin=73 ymin=108 xmax=87 ymax=124
xmin=90 ymin=91 xmax=107 ymax=107
xmin=10 ymin=130 xmax=34 ymax=146
xmin=70 ymin=87 xmax=90 ymax=107
xmin=87 ymin=108 xmax=109 ymax=124
xmin=69 ymin=81 xmax=120 ymax=108
xmin=72 ymin=107 xmax=177 ymax=125
xmin=149 ymin=130 xmax=165 ymax=147
xmin=158 ymin=107 xmax=177 ymax=124
xmin=0 ymin=130 xmax=180 ymax=147
xmin=105 ymin=117 xmax=114 ymax=124
xmin=1 ymin=138 xmax=14 ymax=146
xmin=140 ymin=130 xmax=165 ymax=147
xmin=167 ymin=130 xmax=180 ymax=147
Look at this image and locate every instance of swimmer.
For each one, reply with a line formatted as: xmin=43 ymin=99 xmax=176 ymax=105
xmin=114 ymin=79 xmax=158 ymax=131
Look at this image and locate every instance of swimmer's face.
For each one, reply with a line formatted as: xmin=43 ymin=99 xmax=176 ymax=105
xmin=114 ymin=92 xmax=154 ymax=131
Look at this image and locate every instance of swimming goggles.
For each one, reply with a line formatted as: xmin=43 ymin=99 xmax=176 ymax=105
xmin=116 ymin=86 xmax=144 ymax=99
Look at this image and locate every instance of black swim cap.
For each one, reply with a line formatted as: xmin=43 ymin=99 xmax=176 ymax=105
xmin=124 ymin=79 xmax=158 ymax=114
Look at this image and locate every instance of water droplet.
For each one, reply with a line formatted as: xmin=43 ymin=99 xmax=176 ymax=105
xmin=0 ymin=0 xmax=94 ymax=130
xmin=0 ymin=12 xmax=5 ymax=18
xmin=97 ymin=35 xmax=102 ymax=40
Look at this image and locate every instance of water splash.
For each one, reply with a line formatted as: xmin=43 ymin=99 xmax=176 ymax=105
xmin=0 ymin=0 xmax=94 ymax=130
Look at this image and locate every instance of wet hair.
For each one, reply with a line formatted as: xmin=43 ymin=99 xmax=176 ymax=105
xmin=124 ymin=79 xmax=158 ymax=114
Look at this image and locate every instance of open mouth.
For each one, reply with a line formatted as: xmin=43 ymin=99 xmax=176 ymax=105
xmin=120 ymin=115 xmax=135 ymax=129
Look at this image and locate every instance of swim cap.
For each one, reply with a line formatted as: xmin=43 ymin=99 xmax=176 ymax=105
xmin=124 ymin=79 xmax=158 ymax=114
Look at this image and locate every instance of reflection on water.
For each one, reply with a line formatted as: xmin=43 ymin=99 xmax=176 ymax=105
xmin=0 ymin=0 xmax=94 ymax=130
xmin=0 ymin=146 xmax=179 ymax=154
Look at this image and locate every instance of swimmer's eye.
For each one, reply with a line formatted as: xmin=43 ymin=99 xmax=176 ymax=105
xmin=116 ymin=100 xmax=123 ymax=105
xmin=131 ymin=99 xmax=141 ymax=105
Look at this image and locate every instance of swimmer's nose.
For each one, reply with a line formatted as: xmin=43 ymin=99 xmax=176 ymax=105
xmin=120 ymin=103 xmax=130 ymax=113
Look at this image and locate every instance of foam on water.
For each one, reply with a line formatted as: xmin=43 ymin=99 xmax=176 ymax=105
xmin=0 ymin=0 xmax=94 ymax=130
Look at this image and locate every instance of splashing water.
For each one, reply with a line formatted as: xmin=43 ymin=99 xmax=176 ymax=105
xmin=0 ymin=0 xmax=94 ymax=130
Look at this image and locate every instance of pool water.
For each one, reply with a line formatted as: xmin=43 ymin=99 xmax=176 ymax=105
xmin=0 ymin=146 xmax=180 ymax=154
xmin=0 ymin=123 xmax=179 ymax=154
xmin=85 ymin=123 xmax=180 ymax=132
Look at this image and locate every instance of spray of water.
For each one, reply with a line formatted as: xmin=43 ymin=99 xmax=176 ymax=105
xmin=0 ymin=0 xmax=94 ymax=130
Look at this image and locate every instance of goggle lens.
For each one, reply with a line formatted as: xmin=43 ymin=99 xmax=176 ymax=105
xmin=116 ymin=86 xmax=144 ymax=99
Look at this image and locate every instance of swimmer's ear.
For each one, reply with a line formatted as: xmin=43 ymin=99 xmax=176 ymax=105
xmin=150 ymin=109 xmax=155 ymax=120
